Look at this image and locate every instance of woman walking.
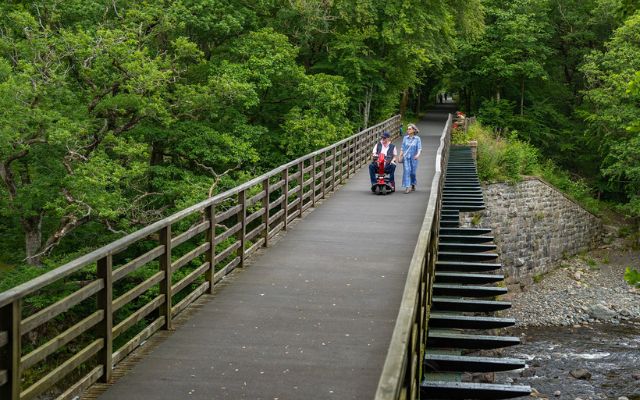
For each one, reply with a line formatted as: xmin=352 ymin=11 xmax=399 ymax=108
xmin=399 ymin=123 xmax=422 ymax=194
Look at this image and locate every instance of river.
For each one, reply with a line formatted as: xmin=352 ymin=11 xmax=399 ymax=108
xmin=501 ymin=323 xmax=640 ymax=399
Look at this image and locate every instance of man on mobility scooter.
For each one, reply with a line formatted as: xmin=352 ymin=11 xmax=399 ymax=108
xmin=369 ymin=130 xmax=397 ymax=194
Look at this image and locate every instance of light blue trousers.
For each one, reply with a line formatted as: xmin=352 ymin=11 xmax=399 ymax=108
xmin=402 ymin=157 xmax=419 ymax=188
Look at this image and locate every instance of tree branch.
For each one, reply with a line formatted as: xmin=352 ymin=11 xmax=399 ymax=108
xmin=193 ymin=160 xmax=239 ymax=197
xmin=34 ymin=189 xmax=93 ymax=258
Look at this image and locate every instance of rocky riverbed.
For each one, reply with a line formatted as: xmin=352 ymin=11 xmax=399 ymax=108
xmin=503 ymin=245 xmax=640 ymax=327
xmin=497 ymin=241 xmax=640 ymax=399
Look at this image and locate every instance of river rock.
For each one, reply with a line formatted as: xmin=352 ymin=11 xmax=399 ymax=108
xmin=632 ymin=372 xmax=640 ymax=380
xmin=574 ymin=271 xmax=582 ymax=280
xmin=618 ymin=397 xmax=629 ymax=400
xmin=570 ymin=368 xmax=591 ymax=380
xmin=554 ymin=390 xmax=561 ymax=396
xmin=620 ymin=308 xmax=632 ymax=317
xmin=520 ymin=368 xmax=537 ymax=378
xmin=588 ymin=304 xmax=615 ymax=320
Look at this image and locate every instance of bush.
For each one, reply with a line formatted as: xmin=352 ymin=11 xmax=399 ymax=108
xmin=456 ymin=121 xmax=612 ymax=218
xmin=624 ymin=267 xmax=640 ymax=288
xmin=457 ymin=122 xmax=539 ymax=183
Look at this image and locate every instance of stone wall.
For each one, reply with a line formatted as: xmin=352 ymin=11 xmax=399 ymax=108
xmin=461 ymin=177 xmax=603 ymax=286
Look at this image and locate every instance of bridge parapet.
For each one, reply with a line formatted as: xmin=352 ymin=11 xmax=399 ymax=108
xmin=0 ymin=115 xmax=400 ymax=400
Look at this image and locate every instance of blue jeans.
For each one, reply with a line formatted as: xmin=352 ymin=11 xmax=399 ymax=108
xmin=402 ymin=158 xmax=418 ymax=188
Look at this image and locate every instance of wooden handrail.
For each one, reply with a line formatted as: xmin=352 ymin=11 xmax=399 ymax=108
xmin=374 ymin=114 xmax=453 ymax=399
xmin=0 ymin=115 xmax=401 ymax=400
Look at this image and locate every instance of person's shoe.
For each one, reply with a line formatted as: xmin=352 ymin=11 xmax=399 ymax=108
xmin=411 ymin=185 xmax=416 ymax=192
xmin=405 ymin=188 xmax=411 ymax=194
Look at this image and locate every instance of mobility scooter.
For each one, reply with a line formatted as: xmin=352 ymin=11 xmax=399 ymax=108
xmin=371 ymin=152 xmax=395 ymax=195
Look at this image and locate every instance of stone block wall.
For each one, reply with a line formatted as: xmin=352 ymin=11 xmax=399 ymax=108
xmin=461 ymin=177 xmax=603 ymax=285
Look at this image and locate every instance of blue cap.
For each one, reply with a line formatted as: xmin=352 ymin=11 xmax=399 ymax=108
xmin=382 ymin=131 xmax=390 ymax=138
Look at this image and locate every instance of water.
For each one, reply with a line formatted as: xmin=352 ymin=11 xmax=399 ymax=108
xmin=501 ymin=323 xmax=640 ymax=399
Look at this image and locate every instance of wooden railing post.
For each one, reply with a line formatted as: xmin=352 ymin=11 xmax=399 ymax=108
xmin=206 ymin=203 xmax=216 ymax=293
xmin=283 ymin=168 xmax=289 ymax=230
xmin=347 ymin=139 xmax=352 ymax=178
xmin=0 ymin=300 xmax=21 ymax=400
xmin=311 ymin=156 xmax=317 ymax=207
xmin=331 ymin=147 xmax=337 ymax=192
xmin=297 ymin=161 xmax=304 ymax=217
xmin=321 ymin=152 xmax=327 ymax=199
xmin=263 ymin=179 xmax=270 ymax=247
xmin=237 ymin=189 xmax=247 ymax=266
xmin=159 ymin=226 xmax=173 ymax=330
xmin=336 ymin=144 xmax=342 ymax=185
xmin=340 ymin=143 xmax=346 ymax=184
xmin=96 ymin=255 xmax=113 ymax=383
xmin=352 ymin=138 xmax=356 ymax=172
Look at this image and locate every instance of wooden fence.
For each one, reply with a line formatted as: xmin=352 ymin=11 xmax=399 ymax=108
xmin=0 ymin=115 xmax=401 ymax=400
xmin=374 ymin=114 xmax=452 ymax=399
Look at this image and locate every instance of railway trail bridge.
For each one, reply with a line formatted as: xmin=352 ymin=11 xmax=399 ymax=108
xmin=0 ymin=103 xmax=531 ymax=399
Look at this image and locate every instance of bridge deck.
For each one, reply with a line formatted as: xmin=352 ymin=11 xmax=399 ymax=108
xmin=97 ymin=105 xmax=455 ymax=400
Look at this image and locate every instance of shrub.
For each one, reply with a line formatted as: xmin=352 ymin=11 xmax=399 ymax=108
xmin=456 ymin=120 xmax=611 ymax=218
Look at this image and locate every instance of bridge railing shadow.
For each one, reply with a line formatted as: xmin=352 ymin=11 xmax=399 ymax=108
xmin=0 ymin=116 xmax=401 ymax=400
xmin=375 ymin=114 xmax=452 ymax=400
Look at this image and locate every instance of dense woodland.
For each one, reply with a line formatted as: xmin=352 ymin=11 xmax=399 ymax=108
xmin=0 ymin=0 xmax=639 ymax=275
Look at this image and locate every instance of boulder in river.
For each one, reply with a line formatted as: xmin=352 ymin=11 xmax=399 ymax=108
xmin=588 ymin=304 xmax=616 ymax=320
xmin=569 ymin=368 xmax=592 ymax=380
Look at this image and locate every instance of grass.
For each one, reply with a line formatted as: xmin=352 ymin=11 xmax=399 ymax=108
xmin=533 ymin=273 xmax=544 ymax=283
xmin=584 ymin=257 xmax=598 ymax=268
xmin=471 ymin=213 xmax=482 ymax=226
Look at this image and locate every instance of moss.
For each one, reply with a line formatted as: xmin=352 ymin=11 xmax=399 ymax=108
xmin=471 ymin=213 xmax=482 ymax=226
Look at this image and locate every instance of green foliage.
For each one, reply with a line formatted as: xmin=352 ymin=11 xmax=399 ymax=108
xmin=538 ymin=160 xmax=604 ymax=216
xmin=0 ymin=0 xmax=486 ymax=270
xmin=464 ymin=121 xmax=610 ymax=217
xmin=464 ymin=122 xmax=539 ymax=183
xmin=447 ymin=0 xmax=640 ymax=224
xmin=581 ymin=11 xmax=640 ymax=216
xmin=584 ymin=256 xmax=598 ymax=269
xmin=624 ymin=267 xmax=640 ymax=288
xmin=477 ymin=99 xmax=516 ymax=133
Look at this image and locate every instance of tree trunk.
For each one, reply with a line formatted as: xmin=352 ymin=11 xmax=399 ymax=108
xmin=496 ymin=88 xmax=501 ymax=101
xmin=150 ymin=143 xmax=164 ymax=166
xmin=362 ymin=87 xmax=373 ymax=129
xmin=520 ymin=78 xmax=525 ymax=116
xmin=415 ymin=90 xmax=421 ymax=115
xmin=23 ymin=214 xmax=44 ymax=266
xmin=462 ymin=87 xmax=470 ymax=113
xmin=399 ymin=89 xmax=409 ymax=119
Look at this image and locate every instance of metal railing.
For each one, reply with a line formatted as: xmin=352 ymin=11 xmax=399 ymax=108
xmin=0 ymin=115 xmax=401 ymax=400
xmin=374 ymin=114 xmax=452 ymax=399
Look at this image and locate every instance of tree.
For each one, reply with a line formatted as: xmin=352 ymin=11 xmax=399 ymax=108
xmin=0 ymin=5 xmax=204 ymax=264
xmin=581 ymin=11 xmax=640 ymax=214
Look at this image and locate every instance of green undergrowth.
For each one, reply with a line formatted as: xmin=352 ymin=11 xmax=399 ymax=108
xmin=452 ymin=122 xmax=609 ymax=218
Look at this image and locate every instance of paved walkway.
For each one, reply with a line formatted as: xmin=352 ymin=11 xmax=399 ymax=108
xmin=98 ymin=104 xmax=455 ymax=400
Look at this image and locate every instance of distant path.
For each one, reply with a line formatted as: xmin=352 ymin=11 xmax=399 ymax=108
xmin=98 ymin=104 xmax=455 ymax=400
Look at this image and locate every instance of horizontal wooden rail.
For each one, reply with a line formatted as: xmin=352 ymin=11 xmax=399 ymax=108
xmin=375 ymin=114 xmax=452 ymax=400
xmin=0 ymin=115 xmax=401 ymax=399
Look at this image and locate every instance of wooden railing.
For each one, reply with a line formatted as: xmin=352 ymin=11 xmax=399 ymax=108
xmin=0 ymin=115 xmax=401 ymax=400
xmin=374 ymin=114 xmax=452 ymax=399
